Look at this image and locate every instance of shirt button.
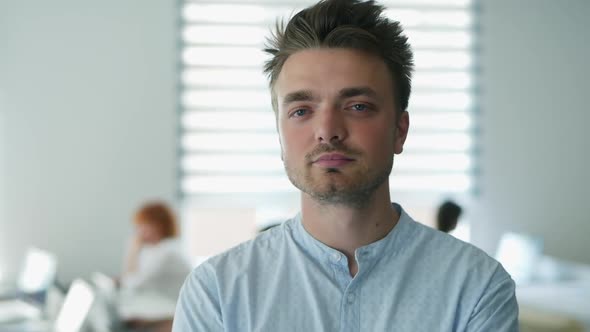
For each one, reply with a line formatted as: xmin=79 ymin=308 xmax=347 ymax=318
xmin=332 ymin=253 xmax=341 ymax=262
xmin=347 ymin=293 xmax=355 ymax=303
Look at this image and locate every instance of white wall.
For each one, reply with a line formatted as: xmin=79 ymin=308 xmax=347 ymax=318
xmin=0 ymin=0 xmax=178 ymax=282
xmin=474 ymin=0 xmax=590 ymax=264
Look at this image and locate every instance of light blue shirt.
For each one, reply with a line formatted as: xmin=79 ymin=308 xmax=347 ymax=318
xmin=173 ymin=204 xmax=518 ymax=331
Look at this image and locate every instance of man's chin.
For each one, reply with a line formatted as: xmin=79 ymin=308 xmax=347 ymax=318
xmin=307 ymin=180 xmax=351 ymax=193
xmin=309 ymin=190 xmax=373 ymax=208
xmin=305 ymin=183 xmax=360 ymax=201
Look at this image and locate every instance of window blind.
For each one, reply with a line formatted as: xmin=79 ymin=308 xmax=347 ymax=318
xmin=180 ymin=0 xmax=476 ymax=197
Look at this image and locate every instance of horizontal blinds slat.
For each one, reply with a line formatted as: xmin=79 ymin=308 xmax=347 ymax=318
xmin=182 ymin=174 xmax=471 ymax=194
xmin=183 ymin=69 xmax=473 ymax=90
xmin=182 ymin=47 xmax=267 ymax=67
xmin=183 ymin=26 xmax=472 ymax=49
xmin=183 ymin=5 xmax=471 ymax=27
xmin=181 ymin=132 xmax=472 ymax=152
xmin=186 ymin=0 xmax=470 ymax=6
xmin=182 ymin=152 xmax=472 ymax=173
xmin=182 ymin=47 xmax=473 ymax=69
xmin=181 ymin=111 xmax=473 ymax=131
xmin=182 ymin=90 xmax=472 ymax=109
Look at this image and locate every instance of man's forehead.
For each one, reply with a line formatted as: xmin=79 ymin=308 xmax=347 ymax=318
xmin=278 ymin=49 xmax=386 ymax=77
xmin=275 ymin=50 xmax=393 ymax=101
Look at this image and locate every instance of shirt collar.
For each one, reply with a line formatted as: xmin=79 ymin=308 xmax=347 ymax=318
xmin=289 ymin=202 xmax=416 ymax=271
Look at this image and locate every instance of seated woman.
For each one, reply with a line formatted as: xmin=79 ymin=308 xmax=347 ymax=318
xmin=120 ymin=201 xmax=191 ymax=331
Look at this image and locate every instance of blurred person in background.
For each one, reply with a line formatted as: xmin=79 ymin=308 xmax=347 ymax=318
xmin=120 ymin=201 xmax=191 ymax=332
xmin=436 ymin=200 xmax=463 ymax=233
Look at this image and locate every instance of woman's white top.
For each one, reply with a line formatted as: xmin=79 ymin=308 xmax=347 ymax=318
xmin=121 ymin=238 xmax=191 ymax=303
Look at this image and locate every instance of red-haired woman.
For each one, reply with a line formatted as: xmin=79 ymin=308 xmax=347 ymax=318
xmin=120 ymin=201 xmax=191 ymax=331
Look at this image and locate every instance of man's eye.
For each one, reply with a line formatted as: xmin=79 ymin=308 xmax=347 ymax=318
xmin=351 ymin=104 xmax=368 ymax=112
xmin=292 ymin=109 xmax=308 ymax=117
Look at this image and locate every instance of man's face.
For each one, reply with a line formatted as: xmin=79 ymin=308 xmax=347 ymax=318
xmin=275 ymin=48 xmax=409 ymax=206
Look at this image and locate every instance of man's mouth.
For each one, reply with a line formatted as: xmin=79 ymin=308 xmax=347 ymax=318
xmin=313 ymin=153 xmax=355 ymax=168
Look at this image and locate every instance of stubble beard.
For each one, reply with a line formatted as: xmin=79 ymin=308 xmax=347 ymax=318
xmin=284 ymin=144 xmax=394 ymax=209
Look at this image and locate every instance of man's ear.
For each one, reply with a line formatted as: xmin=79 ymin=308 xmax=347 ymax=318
xmin=394 ymin=111 xmax=409 ymax=154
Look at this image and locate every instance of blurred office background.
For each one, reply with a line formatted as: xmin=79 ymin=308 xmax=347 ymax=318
xmin=0 ymin=0 xmax=588 ymax=330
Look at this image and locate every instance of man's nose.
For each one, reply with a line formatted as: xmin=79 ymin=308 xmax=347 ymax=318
xmin=314 ymin=106 xmax=348 ymax=144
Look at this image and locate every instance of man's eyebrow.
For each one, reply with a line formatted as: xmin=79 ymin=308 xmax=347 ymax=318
xmin=281 ymin=90 xmax=315 ymax=108
xmin=338 ymin=86 xmax=378 ymax=100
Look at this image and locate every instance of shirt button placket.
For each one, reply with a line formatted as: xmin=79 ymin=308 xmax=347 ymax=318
xmin=340 ymin=289 xmax=359 ymax=332
xmin=347 ymin=292 xmax=355 ymax=304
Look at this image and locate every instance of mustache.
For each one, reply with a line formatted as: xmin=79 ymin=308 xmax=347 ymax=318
xmin=305 ymin=142 xmax=361 ymax=163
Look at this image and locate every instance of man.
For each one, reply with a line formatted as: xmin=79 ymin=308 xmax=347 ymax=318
xmin=173 ymin=0 xmax=518 ymax=331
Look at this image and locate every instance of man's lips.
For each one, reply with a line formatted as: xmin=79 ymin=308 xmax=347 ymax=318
xmin=312 ymin=153 xmax=355 ymax=167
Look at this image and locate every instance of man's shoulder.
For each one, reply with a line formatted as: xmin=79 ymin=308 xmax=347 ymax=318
xmin=398 ymin=218 xmax=514 ymax=309
xmin=405 ymin=219 xmax=501 ymax=273
xmin=193 ymin=219 xmax=294 ymax=277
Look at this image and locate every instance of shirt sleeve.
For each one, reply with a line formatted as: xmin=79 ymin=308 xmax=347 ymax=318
xmin=466 ymin=265 xmax=519 ymax=332
xmin=172 ymin=262 xmax=224 ymax=332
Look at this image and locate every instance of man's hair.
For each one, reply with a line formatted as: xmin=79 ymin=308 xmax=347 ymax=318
xmin=263 ymin=0 xmax=414 ymax=113
xmin=436 ymin=200 xmax=463 ymax=233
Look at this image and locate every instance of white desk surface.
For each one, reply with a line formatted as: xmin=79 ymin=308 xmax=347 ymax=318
xmin=516 ymin=257 xmax=590 ymax=329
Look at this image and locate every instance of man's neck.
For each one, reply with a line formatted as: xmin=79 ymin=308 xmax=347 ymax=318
xmin=300 ymin=184 xmax=399 ymax=275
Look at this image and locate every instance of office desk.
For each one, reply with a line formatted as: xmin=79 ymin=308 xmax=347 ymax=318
xmin=517 ymin=258 xmax=590 ymax=331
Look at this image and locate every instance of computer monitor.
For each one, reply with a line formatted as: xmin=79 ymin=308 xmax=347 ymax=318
xmin=0 ymin=279 xmax=95 ymax=331
xmin=17 ymin=247 xmax=58 ymax=295
xmin=54 ymin=279 xmax=95 ymax=332
xmin=0 ymin=248 xmax=58 ymax=324
xmin=495 ymin=232 xmax=543 ymax=284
